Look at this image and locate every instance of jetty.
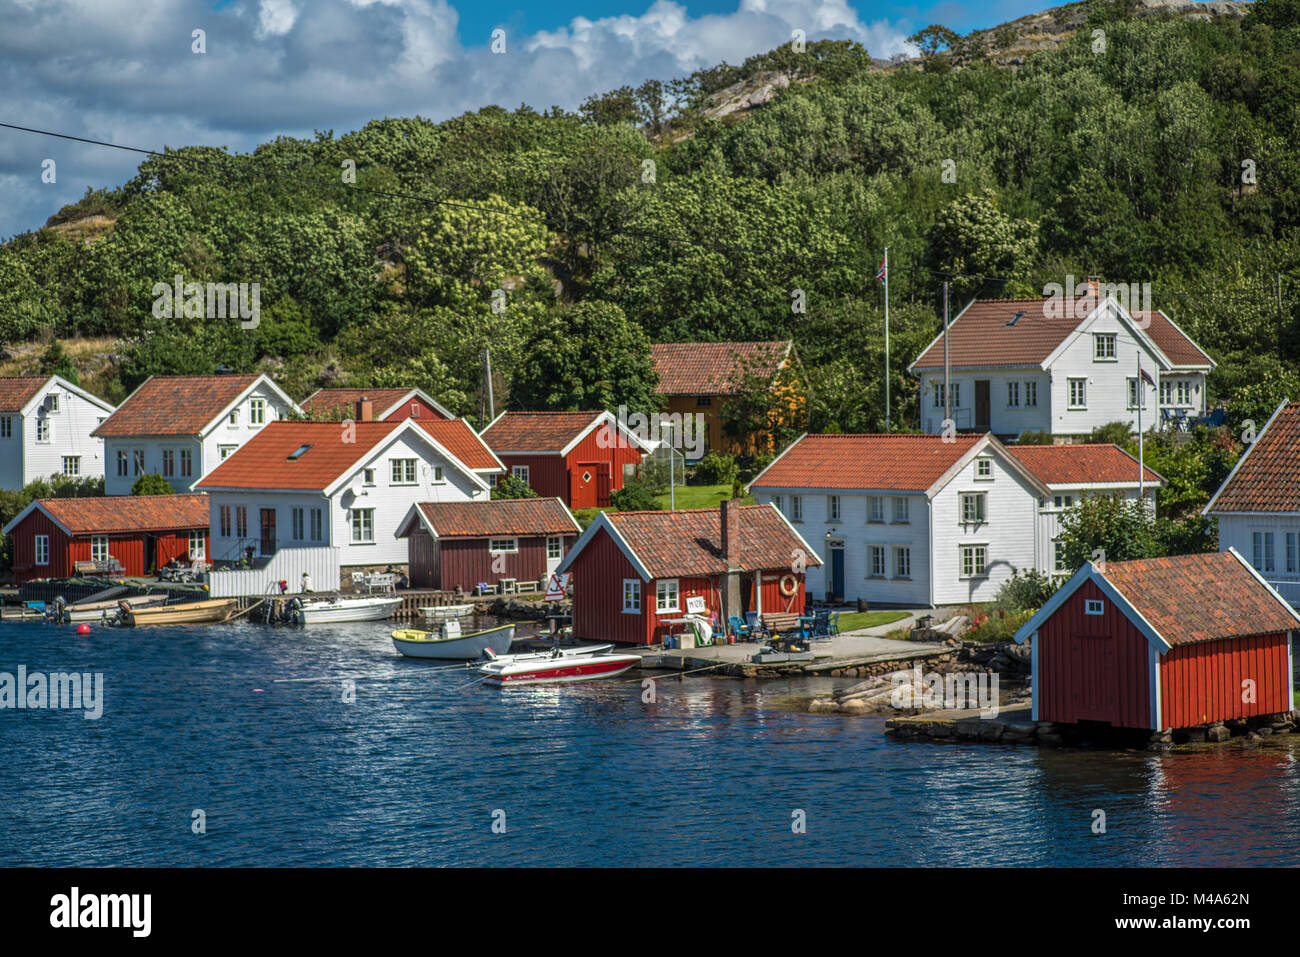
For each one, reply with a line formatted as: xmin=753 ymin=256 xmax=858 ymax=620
xmin=634 ymin=632 xmax=952 ymax=678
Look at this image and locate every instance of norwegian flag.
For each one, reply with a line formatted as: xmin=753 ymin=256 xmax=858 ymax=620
xmin=875 ymin=258 xmax=887 ymax=284
xmin=1139 ymin=367 xmax=1155 ymax=386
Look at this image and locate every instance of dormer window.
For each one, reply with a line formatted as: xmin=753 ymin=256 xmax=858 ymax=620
xmin=1094 ymin=333 xmax=1116 ymax=360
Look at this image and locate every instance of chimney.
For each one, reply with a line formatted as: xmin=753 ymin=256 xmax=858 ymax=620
xmin=721 ymin=498 xmax=740 ymax=570
xmin=356 ymin=395 xmax=373 ymax=422
xmin=1086 ymin=275 xmax=1101 ymax=299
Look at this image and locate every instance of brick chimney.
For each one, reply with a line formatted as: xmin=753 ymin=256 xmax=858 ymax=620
xmin=1086 ymin=275 xmax=1101 ymax=298
xmin=721 ymin=498 xmax=740 ymax=570
xmin=356 ymin=395 xmax=373 ymax=422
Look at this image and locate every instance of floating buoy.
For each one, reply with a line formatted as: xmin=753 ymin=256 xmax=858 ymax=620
xmin=76 ymin=624 xmax=91 ymax=636
xmin=253 ymin=688 xmax=265 ymax=693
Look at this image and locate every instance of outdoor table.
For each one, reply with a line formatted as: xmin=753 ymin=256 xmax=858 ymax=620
xmin=499 ymin=577 xmax=518 ymax=594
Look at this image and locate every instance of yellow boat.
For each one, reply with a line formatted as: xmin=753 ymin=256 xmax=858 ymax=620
xmin=117 ymin=598 xmax=237 ymax=626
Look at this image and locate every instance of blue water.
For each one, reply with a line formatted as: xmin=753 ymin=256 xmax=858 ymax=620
xmin=1 ymin=618 xmax=1298 ymax=866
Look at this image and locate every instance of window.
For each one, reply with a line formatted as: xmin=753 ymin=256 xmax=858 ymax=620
xmin=1253 ymin=531 xmax=1276 ymax=574
xmin=893 ymin=546 xmax=911 ymax=579
xmin=1085 ymin=599 xmax=1105 ymax=615
xmin=1053 ymin=539 xmax=1068 ymax=572
xmin=1024 ymin=381 xmax=1037 ymax=407
xmin=35 ymin=419 xmax=50 ymax=442
xmin=228 ymin=410 xmax=239 ymax=427
xmin=162 ymin=449 xmax=175 ymax=477
xmin=180 ymin=449 xmax=192 ymax=477
xmin=828 ymin=495 xmax=841 ymax=521
xmin=249 ymin=398 xmax=266 ymax=425
xmin=656 ymin=579 xmax=680 ymax=613
xmin=961 ymin=545 xmax=987 ymax=578
xmin=391 ymin=458 xmax=417 ymax=485
xmin=432 ymin=466 xmax=444 ymax=483
xmin=961 ymin=492 xmax=986 ymax=524
xmin=219 ymin=506 xmax=232 ymax=538
xmin=350 ymin=508 xmax=375 ymax=543
xmin=512 ymin=465 xmax=530 ymax=485
xmin=116 ymin=450 xmax=128 ymax=476
xmin=61 ymin=456 xmax=80 ymax=476
xmin=892 ymin=497 xmax=909 ymax=524
xmin=363 ymin=468 xmax=375 ymax=486
xmin=1068 ymin=378 xmax=1087 ymax=409
xmin=219 ymin=445 xmax=237 ymax=460
xmin=1054 ymin=495 xmax=1075 ymax=510
xmin=1007 ymin=381 xmax=1019 ymax=407
xmin=951 ymin=383 xmax=960 ymax=408
xmin=790 ymin=496 xmax=803 ymax=522
xmin=771 ymin=495 xmax=782 ymax=514
xmin=932 ymin=381 xmax=958 ymax=408
xmin=489 ymin=537 xmax=519 ymax=554
xmin=1094 ymin=333 xmax=1116 ymax=360
xmin=188 ymin=531 xmax=205 ymax=561
xmin=235 ymin=506 xmax=247 ymax=539
xmin=91 ymin=536 xmax=109 ymax=563
xmin=1177 ymin=380 xmax=1192 ymax=405
xmin=867 ymin=496 xmax=884 ymax=523
xmin=292 ymin=508 xmax=305 ymax=541
xmin=45 ymin=394 xmax=59 ymax=413
xmin=1159 ymin=379 xmax=1173 ymax=405
xmin=35 ymin=535 xmax=49 ymax=565
xmin=696 ymin=396 xmax=712 ymax=407
xmin=622 ymin=579 xmax=642 ymax=613
xmin=868 ymin=546 xmax=886 ymax=578
xmin=1288 ymin=533 xmax=1298 ymax=575
xmin=547 ymin=536 xmax=563 ymax=560
xmin=310 ymin=508 xmax=323 ymax=542
xmin=410 ymin=403 xmax=421 ymax=419
xmin=132 ymin=449 xmax=145 ymax=476
xmin=0 ymin=416 xmax=10 ymax=438
xmin=1127 ymin=378 xmax=1140 ymax=410
xmin=975 ymin=457 xmax=992 ymax=480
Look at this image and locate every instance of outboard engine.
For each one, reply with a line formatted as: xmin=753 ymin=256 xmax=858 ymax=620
xmin=48 ymin=595 xmax=67 ymax=624
xmin=288 ymin=596 xmax=303 ymax=625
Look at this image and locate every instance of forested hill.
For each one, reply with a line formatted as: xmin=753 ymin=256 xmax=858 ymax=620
xmin=2 ymin=0 xmax=1298 ymax=436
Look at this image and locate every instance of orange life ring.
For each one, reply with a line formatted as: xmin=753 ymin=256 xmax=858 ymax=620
xmin=779 ymin=574 xmax=797 ymax=597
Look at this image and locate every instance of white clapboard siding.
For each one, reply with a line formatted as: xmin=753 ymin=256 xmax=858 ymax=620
xmin=208 ymin=546 xmax=341 ymax=597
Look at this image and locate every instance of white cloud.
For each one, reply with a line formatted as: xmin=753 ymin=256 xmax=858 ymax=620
xmin=257 ymin=0 xmax=299 ymax=38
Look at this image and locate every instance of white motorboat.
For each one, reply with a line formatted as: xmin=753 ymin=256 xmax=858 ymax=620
xmin=477 ymin=643 xmax=641 ymax=686
xmin=391 ymin=621 xmax=515 ymax=659
xmin=420 ymin=603 xmax=475 ymax=621
xmin=290 ymin=595 xmax=402 ymax=624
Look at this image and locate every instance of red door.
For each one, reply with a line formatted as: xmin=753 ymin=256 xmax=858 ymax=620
xmin=572 ymin=463 xmax=598 ymax=509
xmin=596 ymin=464 xmax=612 ymax=507
xmin=1069 ymin=633 xmax=1117 ymax=722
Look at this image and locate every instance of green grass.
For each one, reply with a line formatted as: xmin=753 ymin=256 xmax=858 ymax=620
xmin=653 ymin=484 xmax=753 ymax=510
xmin=833 ymin=610 xmax=912 ymax=633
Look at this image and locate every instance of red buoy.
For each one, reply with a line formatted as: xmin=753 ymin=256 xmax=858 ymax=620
xmin=76 ymin=624 xmax=91 ymax=636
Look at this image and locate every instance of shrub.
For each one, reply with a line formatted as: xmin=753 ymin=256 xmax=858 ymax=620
xmin=1016 ymin=430 xmax=1053 ymax=445
xmin=610 ymin=476 xmax=661 ymax=511
xmin=994 ymin=569 xmax=1059 ymax=613
xmin=131 ymin=473 xmax=174 ymax=495
xmin=695 ymin=451 xmax=739 ymax=486
xmin=491 ymin=475 xmax=539 ymax=500
xmin=1087 ymin=421 xmax=1132 ymax=445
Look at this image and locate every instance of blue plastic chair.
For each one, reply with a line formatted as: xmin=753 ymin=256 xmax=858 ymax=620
xmin=728 ymin=615 xmax=752 ymax=641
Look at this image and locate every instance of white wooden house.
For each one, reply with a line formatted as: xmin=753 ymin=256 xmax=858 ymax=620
xmin=907 ymin=283 xmax=1215 ymax=439
xmin=1203 ymin=400 xmax=1300 ymax=607
xmin=0 ymin=376 xmax=117 ymax=489
xmin=93 ymin=374 xmax=300 ymax=495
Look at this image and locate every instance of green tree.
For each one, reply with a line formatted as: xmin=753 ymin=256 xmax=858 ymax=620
xmin=1057 ymin=495 xmax=1161 ymax=571
xmin=131 ymin=474 xmax=175 ymax=495
xmin=39 ymin=341 xmax=80 ymax=385
xmin=491 ymin=475 xmax=539 ymax=500
xmin=609 ymin=476 xmax=660 ymax=511
xmin=927 ymin=190 xmax=1039 ymax=299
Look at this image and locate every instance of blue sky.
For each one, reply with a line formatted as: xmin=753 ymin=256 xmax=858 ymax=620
xmin=0 ymin=0 xmax=1049 ymax=239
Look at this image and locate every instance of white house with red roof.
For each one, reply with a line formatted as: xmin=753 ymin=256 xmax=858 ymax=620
xmin=1203 ymin=400 xmax=1300 ymax=606
xmin=907 ymin=282 xmax=1214 ymax=439
xmin=93 ymin=373 xmax=299 ymax=496
xmin=195 ymin=417 xmax=503 ymax=573
xmin=0 ymin=375 xmax=117 ymax=490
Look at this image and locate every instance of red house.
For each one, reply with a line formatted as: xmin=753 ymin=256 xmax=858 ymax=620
xmin=556 ymin=499 xmax=822 ymax=645
xmin=1013 ymin=550 xmax=1300 ymax=730
xmin=3 ymin=494 xmax=210 ymax=583
xmin=480 ymin=411 xmax=652 ymax=509
xmin=396 ymin=498 xmax=580 ymax=591
xmin=299 ymin=387 xmax=453 ymax=422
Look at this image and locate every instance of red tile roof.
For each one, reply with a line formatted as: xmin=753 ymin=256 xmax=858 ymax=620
xmin=196 ymin=421 xmax=401 ymax=490
xmin=751 ymin=433 xmax=985 ymax=491
xmin=35 ymin=493 xmax=209 ymax=534
xmin=0 ymin=377 xmax=49 ymax=412
xmin=1101 ymin=551 xmax=1299 ymax=646
xmin=910 ymin=299 xmax=1211 ymax=371
xmin=606 ymin=504 xmax=819 ymax=578
xmin=651 ymin=341 xmax=791 ymax=395
xmin=1007 ymin=444 xmax=1163 ymax=486
xmin=300 ymin=388 xmax=451 ymax=419
xmin=411 ymin=419 xmax=501 ymax=471
xmin=409 ymin=498 xmax=577 ymax=538
xmin=1206 ymin=401 xmax=1300 ymax=512
xmin=93 ymin=375 xmax=261 ymax=437
xmin=481 ymin=411 xmax=616 ymax=454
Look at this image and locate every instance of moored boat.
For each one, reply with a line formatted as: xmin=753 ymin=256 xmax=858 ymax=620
xmin=391 ymin=622 xmax=515 ymax=660
xmin=419 ymin=603 xmax=475 ymax=621
xmin=115 ymin=598 xmax=237 ymax=626
xmin=54 ymin=594 xmax=169 ymax=623
xmin=291 ymin=595 xmax=401 ymax=624
xmin=477 ymin=643 xmax=640 ymax=685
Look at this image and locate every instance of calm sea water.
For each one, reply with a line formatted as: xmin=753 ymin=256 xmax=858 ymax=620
xmin=1 ymin=618 xmax=1298 ymax=867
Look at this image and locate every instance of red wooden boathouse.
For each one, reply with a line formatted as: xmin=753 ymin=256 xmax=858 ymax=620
xmin=1013 ymin=549 xmax=1300 ymax=730
xmin=479 ymin=411 xmax=652 ymax=509
xmin=556 ymin=499 xmax=822 ymax=645
xmin=395 ymin=498 xmax=580 ymax=591
xmin=3 ymin=494 xmax=210 ymax=583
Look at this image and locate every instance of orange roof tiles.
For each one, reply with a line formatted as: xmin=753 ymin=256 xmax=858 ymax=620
xmin=481 ymin=411 xmax=606 ymax=453
xmin=1102 ymin=551 xmax=1299 ymax=646
xmin=1007 ymin=444 xmax=1164 ymax=486
xmin=411 ymin=419 xmax=501 ymax=471
xmin=0 ymin=377 xmax=49 ymax=412
xmin=196 ymin=421 xmax=401 ymax=490
xmin=1131 ymin=311 xmax=1215 ymax=367
xmin=37 ymin=493 xmax=209 ymax=534
xmin=93 ymin=375 xmax=261 ymax=437
xmin=651 ymin=341 xmax=791 ymax=395
xmin=607 ymin=504 xmax=819 ymax=578
xmin=412 ymin=498 xmax=577 ymax=538
xmin=300 ymin=388 xmax=418 ymax=418
xmin=751 ymin=434 xmax=984 ymax=491
xmin=1206 ymin=402 xmax=1300 ymax=513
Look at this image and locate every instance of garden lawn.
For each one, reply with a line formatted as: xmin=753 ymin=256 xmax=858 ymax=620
xmin=654 ymin=484 xmax=753 ymax=510
xmin=833 ymin=610 xmax=912 ymax=633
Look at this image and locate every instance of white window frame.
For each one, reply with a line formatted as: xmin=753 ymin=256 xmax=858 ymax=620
xmin=363 ymin=468 xmax=375 ymax=486
xmin=91 ymin=535 xmax=109 ymax=563
xmin=546 ymin=536 xmax=563 ymax=560
xmin=790 ymin=496 xmax=803 ymax=522
xmin=1068 ymin=378 xmax=1087 ymax=409
xmin=179 ymin=448 xmax=193 ymax=477
xmin=188 ymin=530 xmax=205 ymax=561
xmin=1253 ymin=531 xmax=1276 ymax=574
xmin=1127 ymin=377 xmax=1141 ymax=410
xmin=771 ymin=494 xmax=782 ymax=514
xmin=219 ymin=445 xmax=237 ymax=460
xmin=431 ymin=466 xmax=444 ymax=484
xmin=35 ymin=534 xmax=49 ymax=565
xmin=655 ymin=579 xmax=680 ymax=613
xmin=1024 ymin=381 xmax=1037 ymax=407
xmin=960 ymin=544 xmax=988 ymax=579
xmin=961 ymin=492 xmax=986 ymax=524
xmin=132 ymin=449 xmax=145 ymax=476
xmin=35 ymin=418 xmax=50 ymax=443
xmin=511 ymin=465 xmax=530 ymax=485
xmin=867 ymin=545 xmax=886 ymax=579
xmin=828 ymin=495 xmax=841 ymax=522
xmin=310 ymin=508 xmax=323 ymax=542
xmin=867 ymin=496 xmax=884 ymax=524
xmin=249 ymin=397 xmax=266 ymax=426
xmin=1053 ymin=538 xmax=1068 ymax=572
xmin=350 ymin=508 xmax=375 ymax=544
xmin=974 ymin=457 xmax=992 ymax=480
xmin=1177 ymin=380 xmax=1192 ymax=406
xmin=1007 ymin=381 xmax=1019 ymax=407
xmin=1288 ymin=532 xmax=1298 ymax=576
xmin=891 ymin=496 xmax=909 ymax=524
xmin=622 ymin=579 xmax=642 ymax=614
xmin=235 ymin=506 xmax=247 ymax=539
xmin=1094 ymin=333 xmax=1117 ymax=360
xmin=893 ymin=546 xmax=911 ymax=580
xmin=488 ymin=537 xmax=519 ymax=554
xmin=391 ymin=458 xmax=417 ymax=486
xmin=61 ymin=456 xmax=80 ymax=476
xmin=292 ymin=508 xmax=305 ymax=541
xmin=1159 ymin=379 xmax=1173 ymax=405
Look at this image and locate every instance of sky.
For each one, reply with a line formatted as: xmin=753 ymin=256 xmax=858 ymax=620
xmin=0 ymin=0 xmax=1051 ymax=239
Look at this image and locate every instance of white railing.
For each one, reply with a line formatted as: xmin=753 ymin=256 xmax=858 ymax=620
xmin=207 ymin=546 xmax=341 ymax=597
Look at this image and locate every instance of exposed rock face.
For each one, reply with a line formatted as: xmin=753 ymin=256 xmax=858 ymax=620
xmin=701 ymin=72 xmax=791 ymax=121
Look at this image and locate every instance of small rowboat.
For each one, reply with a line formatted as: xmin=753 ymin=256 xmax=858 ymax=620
xmin=419 ymin=603 xmax=475 ymax=621
xmin=116 ymin=598 xmax=236 ymax=626
xmin=477 ymin=643 xmax=640 ymax=686
xmin=392 ymin=623 xmax=515 ymax=660
xmin=60 ymin=594 xmax=168 ymax=623
xmin=291 ymin=595 xmax=401 ymax=623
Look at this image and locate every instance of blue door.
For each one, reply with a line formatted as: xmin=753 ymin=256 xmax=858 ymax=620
xmin=830 ymin=545 xmax=845 ymax=603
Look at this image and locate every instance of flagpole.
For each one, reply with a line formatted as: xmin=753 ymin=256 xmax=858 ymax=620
xmin=1137 ymin=351 xmax=1144 ymax=502
xmin=884 ymin=247 xmax=890 ymax=431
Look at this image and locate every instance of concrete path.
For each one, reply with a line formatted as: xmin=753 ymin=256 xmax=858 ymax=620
xmin=633 ymin=629 xmax=950 ymax=675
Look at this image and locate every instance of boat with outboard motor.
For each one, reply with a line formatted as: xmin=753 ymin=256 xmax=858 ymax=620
xmin=477 ymin=642 xmax=641 ymax=685
xmin=391 ymin=620 xmax=516 ymax=659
